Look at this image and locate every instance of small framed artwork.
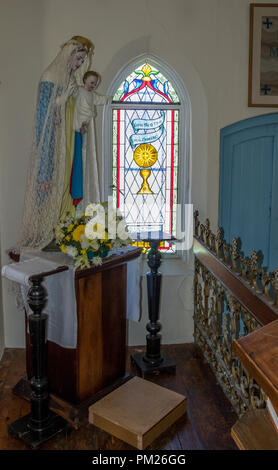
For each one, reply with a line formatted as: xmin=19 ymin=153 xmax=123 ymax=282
xmin=249 ymin=3 xmax=278 ymax=107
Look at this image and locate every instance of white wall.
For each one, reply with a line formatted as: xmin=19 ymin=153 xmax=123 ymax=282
xmin=0 ymin=0 xmax=274 ymax=349
xmin=128 ymin=255 xmax=195 ymax=346
xmin=0 ymin=0 xmax=44 ymax=351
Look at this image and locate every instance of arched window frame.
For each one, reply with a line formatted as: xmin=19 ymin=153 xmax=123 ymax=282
xmin=102 ymin=54 xmax=191 ymax=257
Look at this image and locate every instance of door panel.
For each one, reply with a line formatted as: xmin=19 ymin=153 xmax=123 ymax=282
xmin=219 ymin=114 xmax=278 ymax=270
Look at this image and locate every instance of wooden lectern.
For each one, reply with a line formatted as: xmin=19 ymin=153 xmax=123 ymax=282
xmin=14 ymin=247 xmax=141 ymax=424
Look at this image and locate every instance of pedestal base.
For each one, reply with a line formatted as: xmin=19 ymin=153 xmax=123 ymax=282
xmin=8 ymin=411 xmax=69 ymax=449
xmin=131 ymin=352 xmax=176 ymax=378
xmin=13 ymin=374 xmax=133 ymax=428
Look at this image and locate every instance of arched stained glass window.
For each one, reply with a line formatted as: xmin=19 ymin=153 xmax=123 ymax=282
xmin=112 ymin=62 xmax=180 ymax=253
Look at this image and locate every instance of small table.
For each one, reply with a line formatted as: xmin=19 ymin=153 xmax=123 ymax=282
xmin=130 ymin=231 xmax=176 ymax=377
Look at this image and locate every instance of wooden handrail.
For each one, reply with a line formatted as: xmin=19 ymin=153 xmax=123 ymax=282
xmin=194 ymin=237 xmax=278 ymax=327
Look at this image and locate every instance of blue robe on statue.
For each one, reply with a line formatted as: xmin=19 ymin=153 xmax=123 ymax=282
xmin=70 ymin=131 xmax=83 ymax=205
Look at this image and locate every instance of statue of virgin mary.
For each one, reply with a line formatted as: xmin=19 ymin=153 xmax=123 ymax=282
xmin=18 ymin=35 xmax=100 ymax=251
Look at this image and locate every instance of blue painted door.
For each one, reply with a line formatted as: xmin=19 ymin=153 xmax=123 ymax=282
xmin=219 ymin=114 xmax=278 ymax=271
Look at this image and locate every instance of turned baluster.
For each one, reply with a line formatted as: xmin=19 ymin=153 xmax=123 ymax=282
xmin=8 ymin=273 xmax=69 ymax=448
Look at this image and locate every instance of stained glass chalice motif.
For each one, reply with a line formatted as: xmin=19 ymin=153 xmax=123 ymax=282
xmin=134 ymin=143 xmax=157 ymax=194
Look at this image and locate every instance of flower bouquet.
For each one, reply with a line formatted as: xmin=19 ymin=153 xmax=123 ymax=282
xmin=54 ymin=202 xmax=131 ymax=269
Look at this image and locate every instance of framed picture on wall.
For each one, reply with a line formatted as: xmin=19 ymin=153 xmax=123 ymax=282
xmin=249 ymin=3 xmax=278 ymax=107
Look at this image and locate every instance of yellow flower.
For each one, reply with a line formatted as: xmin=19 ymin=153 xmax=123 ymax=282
xmin=100 ymin=231 xmax=109 ymax=243
xmin=67 ymin=224 xmax=74 ymax=232
xmin=72 ymin=224 xmax=85 ymax=242
xmin=60 ymin=244 xmax=67 ymax=253
xmin=65 ymin=235 xmax=71 ymax=241
xmin=81 ymin=249 xmax=86 ymax=255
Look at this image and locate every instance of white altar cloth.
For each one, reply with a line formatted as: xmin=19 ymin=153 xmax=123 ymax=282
xmin=1 ymin=247 xmax=141 ymax=349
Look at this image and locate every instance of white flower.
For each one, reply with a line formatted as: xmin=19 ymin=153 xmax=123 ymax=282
xmin=112 ymin=239 xmax=123 ymax=249
xmin=66 ymin=246 xmax=78 ymax=258
xmin=117 ymin=219 xmax=129 ymax=240
xmin=85 ymin=203 xmax=99 ymax=217
xmin=74 ymin=255 xmax=90 ymax=269
xmin=89 ymin=239 xmax=99 ymax=250
xmin=85 ymin=219 xmax=105 ymax=239
xmin=80 ymin=234 xmax=90 ymax=250
xmin=85 ymin=220 xmax=98 ymax=239
xmin=91 ymin=256 xmax=102 ymax=266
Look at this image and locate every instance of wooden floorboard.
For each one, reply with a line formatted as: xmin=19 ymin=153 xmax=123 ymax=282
xmin=0 ymin=344 xmax=238 ymax=451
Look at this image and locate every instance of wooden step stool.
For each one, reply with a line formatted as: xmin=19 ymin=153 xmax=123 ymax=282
xmin=89 ymin=376 xmax=186 ymax=450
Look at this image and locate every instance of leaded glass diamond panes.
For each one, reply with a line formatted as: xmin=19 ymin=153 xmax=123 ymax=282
xmin=112 ymin=63 xmax=180 ymax=253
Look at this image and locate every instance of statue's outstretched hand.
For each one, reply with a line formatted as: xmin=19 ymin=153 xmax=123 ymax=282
xmin=80 ymin=121 xmax=88 ymax=134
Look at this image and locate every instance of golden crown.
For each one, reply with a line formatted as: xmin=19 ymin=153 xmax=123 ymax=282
xmin=71 ymin=35 xmax=94 ymax=54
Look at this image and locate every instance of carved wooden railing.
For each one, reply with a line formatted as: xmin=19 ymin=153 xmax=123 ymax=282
xmin=193 ymin=210 xmax=278 ymax=416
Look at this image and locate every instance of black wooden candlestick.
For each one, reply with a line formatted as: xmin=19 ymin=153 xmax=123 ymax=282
xmin=144 ymin=239 xmax=163 ymax=366
xmin=131 ymin=234 xmax=176 ymax=377
xmin=8 ymin=274 xmax=69 ymax=449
